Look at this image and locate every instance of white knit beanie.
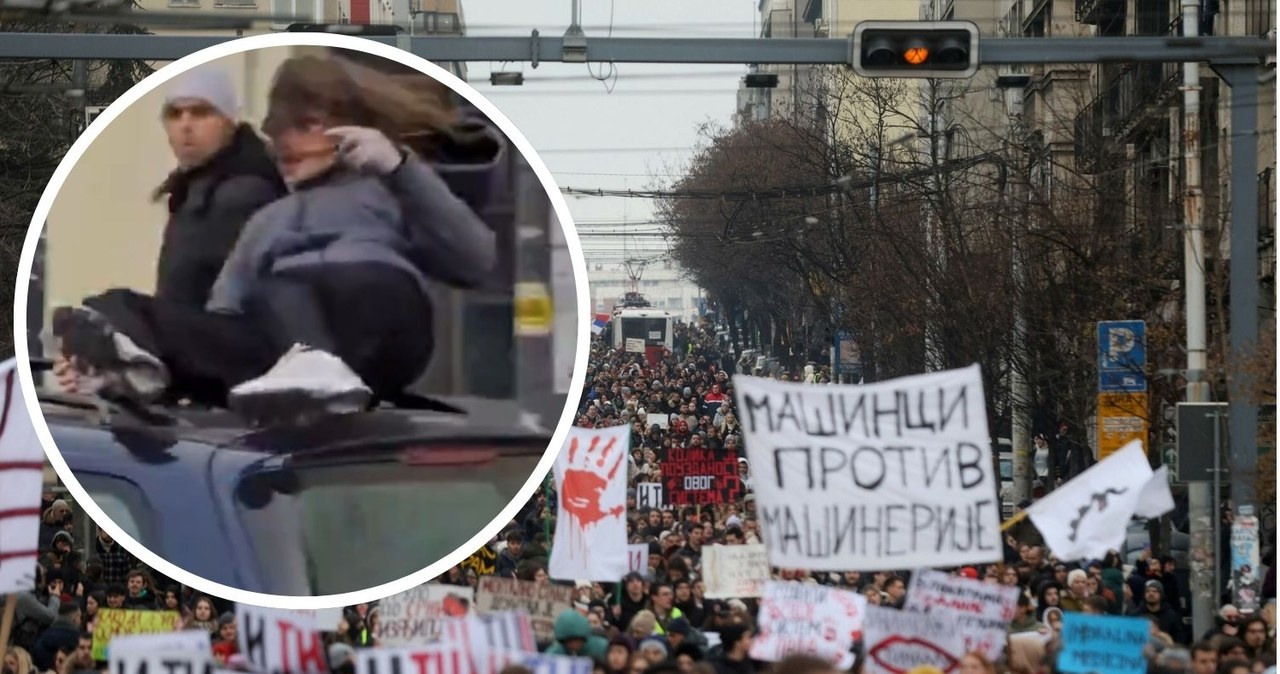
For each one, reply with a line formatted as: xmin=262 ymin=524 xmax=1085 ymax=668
xmin=164 ymin=65 xmax=239 ymax=120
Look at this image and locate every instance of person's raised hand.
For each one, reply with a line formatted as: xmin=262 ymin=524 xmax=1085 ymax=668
xmin=326 ymin=126 xmax=404 ymax=176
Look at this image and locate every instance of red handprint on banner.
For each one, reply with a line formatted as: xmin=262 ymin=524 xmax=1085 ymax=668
xmin=562 ymin=435 xmax=626 ymax=528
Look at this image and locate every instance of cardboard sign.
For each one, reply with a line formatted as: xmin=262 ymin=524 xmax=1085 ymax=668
xmin=702 ymin=544 xmax=771 ymax=599
xmin=108 ymin=632 xmax=213 ymax=674
xmin=904 ymin=569 xmax=1017 ymax=660
xmin=663 ymin=447 xmax=743 ymax=506
xmin=237 ymin=605 xmax=327 ymax=674
xmin=1058 ymin=613 xmax=1148 ymax=674
xmin=625 ymin=338 xmax=645 ymax=353
xmin=636 ymin=482 xmax=665 ymax=510
xmin=628 ymin=544 xmax=648 ymax=574
xmin=734 ymin=367 xmax=1002 ymax=570
xmin=93 ymin=610 xmax=182 ymax=661
xmin=474 ymin=578 xmax=572 ymax=643
xmin=377 ymin=585 xmax=476 ymax=646
xmin=863 ymin=605 xmax=967 ymax=674
xmin=750 ymin=581 xmax=866 ymax=669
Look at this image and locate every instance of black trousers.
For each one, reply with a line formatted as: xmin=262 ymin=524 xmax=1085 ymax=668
xmin=84 ymin=262 xmax=435 ymax=408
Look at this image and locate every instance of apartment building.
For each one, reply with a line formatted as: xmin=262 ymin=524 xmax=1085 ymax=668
xmin=588 ymin=259 xmax=705 ymax=324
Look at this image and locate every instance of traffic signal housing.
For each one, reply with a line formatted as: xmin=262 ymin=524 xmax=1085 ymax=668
xmin=851 ymin=21 xmax=980 ymax=79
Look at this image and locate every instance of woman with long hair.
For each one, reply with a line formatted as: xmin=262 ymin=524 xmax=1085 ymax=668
xmin=54 ymin=54 xmax=500 ymax=422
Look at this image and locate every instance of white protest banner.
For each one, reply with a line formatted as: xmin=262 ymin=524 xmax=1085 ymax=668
xmin=549 ymin=425 xmax=630 ymax=581
xmin=0 ymin=361 xmax=43 ymax=592
xmin=109 ymin=633 xmax=214 ymax=674
xmin=357 ymin=643 xmax=469 ymax=674
xmin=376 ymin=585 xmax=475 ymax=647
xmin=636 ymin=482 xmax=664 ymax=510
xmin=625 ymin=338 xmax=644 ymax=353
xmin=734 ymin=366 xmax=1002 ymax=570
xmin=474 ymin=577 xmax=571 ymax=643
xmin=904 ymin=569 xmax=1016 ymax=661
xmin=749 ymin=581 xmax=866 ymax=669
xmin=440 ymin=613 xmax=538 ymax=661
xmin=862 ymin=605 xmax=967 ymax=674
xmin=1027 ymin=440 xmax=1159 ymax=561
xmin=646 ymin=413 xmax=669 ymax=430
xmin=628 ymin=544 xmax=648 ymax=574
xmin=463 ymin=646 xmax=594 ymax=674
xmin=703 ymin=544 xmax=771 ymax=599
xmin=236 ymin=605 xmax=327 ymax=674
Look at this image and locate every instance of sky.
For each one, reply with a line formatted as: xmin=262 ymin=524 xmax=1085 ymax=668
xmin=462 ymin=0 xmax=759 ymax=267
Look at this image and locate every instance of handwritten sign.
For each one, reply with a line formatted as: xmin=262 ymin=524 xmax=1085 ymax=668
xmin=1058 ymin=613 xmax=1148 ymax=674
xmin=663 ymin=447 xmax=743 ymax=506
xmin=734 ymin=366 xmax=1002 ymax=570
xmin=357 ymin=643 xmax=468 ymax=674
xmin=237 ymin=605 xmax=327 ymax=674
xmin=377 ymin=585 xmax=475 ymax=647
xmin=625 ymin=338 xmax=645 ymax=353
xmin=440 ymin=613 xmax=537 ymax=655
xmin=702 ymin=544 xmax=770 ymax=599
xmin=636 ymin=482 xmax=664 ymax=511
xmin=109 ymin=632 xmax=213 ymax=674
xmin=904 ymin=569 xmax=1017 ymax=660
xmin=862 ymin=606 xmax=967 ymax=674
xmin=93 ymin=610 xmax=182 ymax=661
xmin=628 ymin=544 xmax=648 ymax=574
xmin=0 ymin=364 xmax=42 ymax=593
xmin=474 ymin=578 xmax=572 ymax=643
xmin=749 ymin=581 xmax=865 ymax=669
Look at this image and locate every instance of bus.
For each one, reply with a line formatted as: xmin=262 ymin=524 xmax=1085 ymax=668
xmin=610 ymin=308 xmax=675 ymax=353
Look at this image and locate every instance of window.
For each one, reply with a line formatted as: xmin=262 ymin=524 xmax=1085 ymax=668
xmin=78 ymin=475 xmax=157 ymax=548
xmin=214 ymin=0 xmax=257 ymax=8
xmin=271 ymin=0 xmax=315 ymax=29
xmin=168 ymin=0 xmax=200 ymax=8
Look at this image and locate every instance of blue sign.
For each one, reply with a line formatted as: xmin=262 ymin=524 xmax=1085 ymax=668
xmin=1059 ymin=613 xmax=1149 ymax=674
xmin=1098 ymin=320 xmax=1147 ymax=392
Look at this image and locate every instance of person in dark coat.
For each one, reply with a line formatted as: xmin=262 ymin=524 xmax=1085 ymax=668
xmin=32 ymin=602 xmax=81 ymax=671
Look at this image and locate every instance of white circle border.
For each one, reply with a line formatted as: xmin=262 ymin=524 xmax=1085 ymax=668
xmin=12 ymin=32 xmax=591 ymax=610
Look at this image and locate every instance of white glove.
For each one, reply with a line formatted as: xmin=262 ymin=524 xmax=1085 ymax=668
xmin=326 ymin=125 xmax=405 ymax=175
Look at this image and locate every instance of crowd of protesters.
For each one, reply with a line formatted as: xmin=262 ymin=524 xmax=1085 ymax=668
xmin=7 ymin=322 xmax=1277 ymax=674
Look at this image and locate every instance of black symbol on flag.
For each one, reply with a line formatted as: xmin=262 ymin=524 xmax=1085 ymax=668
xmin=1067 ymin=487 xmax=1129 ymax=543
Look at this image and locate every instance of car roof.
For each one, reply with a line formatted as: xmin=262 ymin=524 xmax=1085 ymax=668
xmin=39 ymin=392 xmax=552 ymax=456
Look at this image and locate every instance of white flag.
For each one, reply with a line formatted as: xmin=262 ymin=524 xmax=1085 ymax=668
xmin=1027 ymin=440 xmax=1151 ymax=561
xmin=0 ymin=360 xmax=43 ymax=592
xmin=549 ymin=425 xmax=631 ymax=581
xmin=1134 ymin=465 xmax=1176 ymax=520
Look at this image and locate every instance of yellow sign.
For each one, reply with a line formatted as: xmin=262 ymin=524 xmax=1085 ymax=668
xmin=514 ymin=282 xmax=553 ymax=337
xmin=1097 ymin=392 xmax=1149 ymax=460
xmin=93 ymin=608 xmax=182 ymax=660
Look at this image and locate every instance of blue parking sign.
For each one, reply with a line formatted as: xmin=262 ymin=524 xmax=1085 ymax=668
xmin=1098 ymin=320 xmax=1147 ymax=392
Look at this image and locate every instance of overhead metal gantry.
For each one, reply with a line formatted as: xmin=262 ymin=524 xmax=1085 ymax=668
xmin=0 ymin=32 xmax=1273 ymax=63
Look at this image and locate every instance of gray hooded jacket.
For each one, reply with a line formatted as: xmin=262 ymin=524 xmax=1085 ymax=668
xmin=206 ymin=144 xmax=498 ymax=315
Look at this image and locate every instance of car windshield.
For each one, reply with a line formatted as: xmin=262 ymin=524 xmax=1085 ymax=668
xmin=234 ymin=447 xmax=544 ymax=595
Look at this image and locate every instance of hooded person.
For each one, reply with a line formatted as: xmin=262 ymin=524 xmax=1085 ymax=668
xmin=53 ymin=54 xmax=501 ymax=423
xmin=546 ymin=609 xmax=608 ymax=661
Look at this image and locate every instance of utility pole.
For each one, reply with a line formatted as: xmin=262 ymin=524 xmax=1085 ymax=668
xmin=1180 ymin=0 xmax=1215 ymax=638
xmin=1000 ymin=71 xmax=1033 ymax=504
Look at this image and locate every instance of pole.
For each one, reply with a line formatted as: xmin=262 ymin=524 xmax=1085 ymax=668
xmin=0 ymin=594 xmax=17 ymax=666
xmin=1212 ymin=408 xmax=1223 ymax=606
xmin=1180 ymin=0 xmax=1215 ymax=639
xmin=1006 ymin=77 xmax=1032 ymax=504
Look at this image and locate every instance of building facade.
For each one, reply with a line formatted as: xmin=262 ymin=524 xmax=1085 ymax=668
xmin=588 ymin=259 xmax=704 ymax=324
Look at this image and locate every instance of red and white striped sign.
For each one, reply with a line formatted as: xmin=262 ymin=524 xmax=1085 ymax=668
xmin=0 ymin=362 xmax=43 ymax=592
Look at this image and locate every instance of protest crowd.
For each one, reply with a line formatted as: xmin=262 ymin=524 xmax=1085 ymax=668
xmin=4 ymin=322 xmax=1277 ymax=674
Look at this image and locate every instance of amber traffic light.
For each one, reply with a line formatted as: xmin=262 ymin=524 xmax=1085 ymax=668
xmin=851 ymin=21 xmax=980 ymax=79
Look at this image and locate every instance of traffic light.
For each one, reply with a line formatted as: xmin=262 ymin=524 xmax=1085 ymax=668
xmin=851 ymin=21 xmax=980 ymax=79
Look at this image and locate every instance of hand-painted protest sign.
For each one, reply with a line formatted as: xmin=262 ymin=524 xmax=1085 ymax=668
xmin=237 ymin=605 xmax=327 ymax=674
xmin=750 ymin=581 xmax=865 ymax=669
xmin=440 ymin=613 xmax=537 ymax=655
xmin=904 ymin=569 xmax=1018 ymax=660
xmin=636 ymin=482 xmax=664 ymax=510
xmin=734 ymin=366 xmax=1002 ymax=570
xmin=1058 ymin=613 xmax=1148 ymax=674
xmin=357 ymin=642 xmax=468 ymax=674
xmin=109 ymin=633 xmax=213 ymax=674
xmin=550 ymin=425 xmax=631 ymax=581
xmin=377 ymin=584 xmax=475 ymax=646
xmin=0 ymin=362 xmax=43 ymax=593
xmin=92 ymin=609 xmax=182 ymax=661
xmin=663 ymin=447 xmax=743 ymax=506
xmin=862 ymin=605 xmax=967 ymax=674
xmin=702 ymin=544 xmax=770 ymax=599
xmin=465 ymin=645 xmax=595 ymax=674
xmin=628 ymin=544 xmax=648 ymax=574
xmin=474 ymin=577 xmax=572 ymax=643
